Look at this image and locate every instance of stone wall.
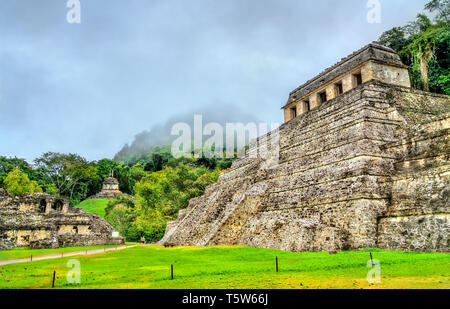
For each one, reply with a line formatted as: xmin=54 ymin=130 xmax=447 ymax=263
xmin=283 ymin=43 xmax=411 ymax=123
xmin=0 ymin=193 xmax=124 ymax=250
xmin=287 ymin=43 xmax=406 ymax=101
xmin=160 ymin=80 xmax=450 ymax=252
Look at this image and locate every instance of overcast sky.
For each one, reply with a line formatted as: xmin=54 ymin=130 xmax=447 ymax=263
xmin=0 ymin=0 xmax=428 ymax=162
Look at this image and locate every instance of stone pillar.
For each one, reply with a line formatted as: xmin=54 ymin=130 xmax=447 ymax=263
xmin=342 ymin=74 xmax=356 ymax=93
xmin=326 ymin=84 xmax=337 ymax=101
xmin=361 ymin=62 xmax=374 ymax=83
xmin=62 ymin=202 xmax=70 ymax=214
xmin=297 ymin=101 xmax=308 ymax=116
xmin=284 ymin=108 xmax=292 ymax=123
xmin=309 ymin=93 xmax=320 ymax=110
xmin=45 ymin=200 xmax=51 ymax=214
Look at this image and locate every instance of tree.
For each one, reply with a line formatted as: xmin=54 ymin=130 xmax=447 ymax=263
xmin=45 ymin=183 xmax=59 ymax=196
xmin=104 ymin=196 xmax=139 ymax=241
xmin=0 ymin=157 xmax=36 ymax=187
xmin=105 ymin=204 xmax=138 ymax=241
xmin=132 ymin=163 xmax=219 ymax=240
xmin=95 ymin=159 xmax=119 ymax=179
xmin=378 ymin=0 xmax=450 ymax=93
xmin=4 ymin=168 xmax=42 ymax=197
xmin=34 ymin=152 xmax=101 ymax=204
xmin=439 ymin=71 xmax=450 ymax=94
xmin=401 ymin=13 xmax=436 ymax=91
xmin=379 ymin=27 xmax=408 ymax=52
xmin=425 ymin=0 xmax=450 ymax=21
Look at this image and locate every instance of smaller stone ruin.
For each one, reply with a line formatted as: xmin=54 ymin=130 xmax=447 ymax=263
xmin=90 ymin=170 xmax=123 ymax=199
xmin=0 ymin=189 xmax=124 ymax=250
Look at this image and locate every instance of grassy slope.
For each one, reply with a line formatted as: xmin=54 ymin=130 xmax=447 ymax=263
xmin=74 ymin=198 xmax=109 ymax=218
xmin=0 ymin=245 xmax=448 ymax=289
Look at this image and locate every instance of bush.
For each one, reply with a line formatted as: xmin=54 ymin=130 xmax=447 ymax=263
xmin=104 ymin=196 xmax=140 ymax=241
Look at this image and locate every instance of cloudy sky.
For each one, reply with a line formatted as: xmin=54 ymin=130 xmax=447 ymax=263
xmin=0 ymin=0 xmax=428 ymax=162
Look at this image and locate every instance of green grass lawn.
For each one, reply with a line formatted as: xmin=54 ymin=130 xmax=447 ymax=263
xmin=0 ymin=245 xmax=448 ymax=289
xmin=74 ymin=198 xmax=110 ymax=218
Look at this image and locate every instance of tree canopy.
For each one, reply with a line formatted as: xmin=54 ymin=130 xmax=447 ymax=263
xmin=379 ymin=0 xmax=449 ymax=94
xmin=3 ymin=168 xmax=42 ymax=197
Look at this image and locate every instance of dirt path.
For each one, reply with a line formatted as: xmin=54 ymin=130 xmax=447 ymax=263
xmin=0 ymin=245 xmax=135 ymax=266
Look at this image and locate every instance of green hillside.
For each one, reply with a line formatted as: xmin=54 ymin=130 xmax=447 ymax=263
xmin=74 ymin=198 xmax=110 ymax=218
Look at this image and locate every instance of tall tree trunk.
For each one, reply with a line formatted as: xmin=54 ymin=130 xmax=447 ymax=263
xmin=419 ymin=54 xmax=430 ymax=91
xmin=418 ymin=46 xmax=433 ymax=92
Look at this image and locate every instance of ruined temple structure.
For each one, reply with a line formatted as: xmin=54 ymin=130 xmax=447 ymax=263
xmin=160 ymin=42 xmax=450 ymax=252
xmin=90 ymin=170 xmax=123 ymax=199
xmin=0 ymin=188 xmax=124 ymax=250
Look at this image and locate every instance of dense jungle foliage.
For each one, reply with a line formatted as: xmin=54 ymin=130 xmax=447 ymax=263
xmin=0 ymin=148 xmax=234 ymax=241
xmin=379 ymin=0 xmax=449 ymax=94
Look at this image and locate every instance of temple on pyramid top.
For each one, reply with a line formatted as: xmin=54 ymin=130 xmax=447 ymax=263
xmin=283 ymin=42 xmax=411 ymax=123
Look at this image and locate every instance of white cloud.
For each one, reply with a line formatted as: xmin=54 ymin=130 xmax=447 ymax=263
xmin=0 ymin=0 xmax=429 ymax=161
